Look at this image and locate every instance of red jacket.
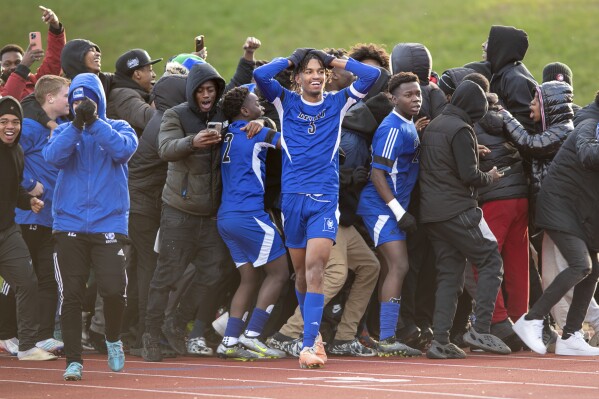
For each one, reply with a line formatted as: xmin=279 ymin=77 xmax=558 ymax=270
xmin=0 ymin=25 xmax=65 ymax=100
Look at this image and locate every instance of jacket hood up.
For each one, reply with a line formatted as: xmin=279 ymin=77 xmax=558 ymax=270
xmin=152 ymin=74 xmax=187 ymax=112
xmin=390 ymin=43 xmax=432 ymax=84
xmin=185 ymin=63 xmax=226 ymax=116
xmin=61 ymin=39 xmax=101 ymax=79
xmin=450 ymin=80 xmax=488 ymax=125
xmin=536 ymin=80 xmax=574 ymax=131
xmin=487 ymin=26 xmax=528 ymax=73
xmin=68 ymin=73 xmax=107 ymax=120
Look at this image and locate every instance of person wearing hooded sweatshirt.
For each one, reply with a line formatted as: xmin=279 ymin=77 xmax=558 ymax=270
xmin=43 ymin=73 xmax=138 ymax=380
xmin=0 ymin=96 xmax=56 ymax=362
xmin=513 ymin=118 xmax=599 ymax=356
xmin=419 ymin=80 xmax=510 ymax=359
xmin=142 ymin=62 xmax=232 ymax=363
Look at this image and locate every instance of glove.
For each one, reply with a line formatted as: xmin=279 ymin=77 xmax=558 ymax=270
xmin=287 ymin=48 xmax=314 ymax=67
xmin=76 ymin=98 xmax=98 ymax=127
xmin=72 ymin=108 xmax=85 ymax=130
xmin=352 ymin=166 xmax=369 ymax=186
xmin=397 ymin=212 xmax=417 ymax=234
xmin=309 ymin=49 xmax=336 ymax=68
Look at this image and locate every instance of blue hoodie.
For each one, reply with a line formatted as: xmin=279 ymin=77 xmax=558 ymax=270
xmin=43 ymin=73 xmax=138 ymax=235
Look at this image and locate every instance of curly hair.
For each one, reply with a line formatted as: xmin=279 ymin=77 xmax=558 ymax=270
xmin=222 ymin=86 xmax=250 ymax=122
xmin=349 ymin=43 xmax=389 ymax=70
xmin=463 ymin=73 xmax=490 ymax=93
xmin=388 ymin=72 xmax=419 ymax=94
xmin=291 ymin=52 xmax=327 ymax=93
xmin=324 ymin=48 xmax=347 ymax=58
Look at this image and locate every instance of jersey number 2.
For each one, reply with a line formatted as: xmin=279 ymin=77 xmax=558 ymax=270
xmin=222 ymin=133 xmax=234 ymax=163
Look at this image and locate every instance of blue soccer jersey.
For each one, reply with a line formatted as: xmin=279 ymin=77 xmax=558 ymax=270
xmin=254 ymin=57 xmax=380 ymax=195
xmin=218 ymin=121 xmax=280 ymax=217
xmin=357 ymin=110 xmax=420 ymax=216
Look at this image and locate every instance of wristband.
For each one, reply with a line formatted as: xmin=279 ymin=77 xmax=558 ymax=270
xmin=387 ymin=198 xmax=406 ymax=222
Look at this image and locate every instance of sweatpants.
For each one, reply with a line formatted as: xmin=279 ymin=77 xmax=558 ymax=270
xmin=54 ymin=232 xmax=127 ymax=365
xmin=425 ymin=207 xmax=503 ymax=343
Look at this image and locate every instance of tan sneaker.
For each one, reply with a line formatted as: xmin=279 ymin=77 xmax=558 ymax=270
xmin=18 ymin=347 xmax=58 ymax=361
xmin=299 ymin=346 xmax=325 ymax=369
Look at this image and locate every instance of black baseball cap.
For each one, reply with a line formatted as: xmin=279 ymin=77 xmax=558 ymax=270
xmin=115 ymin=49 xmax=162 ymax=76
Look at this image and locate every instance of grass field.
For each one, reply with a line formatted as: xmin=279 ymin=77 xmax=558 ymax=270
xmin=4 ymin=0 xmax=599 ymax=104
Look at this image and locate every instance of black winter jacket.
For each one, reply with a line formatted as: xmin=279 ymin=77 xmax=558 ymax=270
xmin=573 ymin=101 xmax=599 ymax=127
xmin=536 ymin=119 xmax=599 ymax=251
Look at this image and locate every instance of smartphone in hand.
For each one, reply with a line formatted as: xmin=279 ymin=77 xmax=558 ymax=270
xmin=29 ymin=32 xmax=43 ymax=50
xmin=207 ymin=121 xmax=222 ymax=134
xmin=195 ymin=35 xmax=205 ymax=52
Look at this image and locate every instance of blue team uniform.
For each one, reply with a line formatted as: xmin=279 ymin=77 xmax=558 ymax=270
xmin=254 ymin=57 xmax=380 ymax=247
xmin=357 ymin=110 xmax=420 ymax=246
xmin=217 ymin=120 xmax=286 ymax=267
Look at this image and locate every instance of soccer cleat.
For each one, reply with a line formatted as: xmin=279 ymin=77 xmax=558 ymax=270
xmin=267 ymin=332 xmax=303 ymax=358
xmin=556 ymin=331 xmax=599 ymax=356
xmin=377 ymin=336 xmax=422 ymax=357
xmin=463 ymin=327 xmax=511 ymax=355
xmin=217 ymin=342 xmax=263 ymax=360
xmin=106 ymin=340 xmax=125 ymax=372
xmin=63 ymin=362 xmax=83 ymax=381
xmin=328 ymin=338 xmax=376 ymax=357
xmin=513 ymin=315 xmax=546 ymax=355
xmin=142 ymin=332 xmax=163 ymax=362
xmin=299 ymin=346 xmax=325 ymax=369
xmin=161 ymin=317 xmax=187 ymax=355
xmin=313 ymin=332 xmax=327 ymax=363
xmin=18 ymin=347 xmax=57 ymax=361
xmin=426 ymin=340 xmax=467 ymax=359
xmin=36 ymin=338 xmax=64 ymax=354
xmin=0 ymin=337 xmax=19 ymax=355
xmin=239 ymin=335 xmax=286 ymax=358
xmin=187 ymin=337 xmax=214 ymax=357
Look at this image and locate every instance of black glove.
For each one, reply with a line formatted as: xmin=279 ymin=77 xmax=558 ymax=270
xmin=76 ymin=98 xmax=98 ymax=127
xmin=352 ymin=166 xmax=369 ymax=186
xmin=398 ymin=212 xmax=417 ymax=234
xmin=72 ymin=108 xmax=85 ymax=130
xmin=309 ymin=49 xmax=336 ymax=68
xmin=288 ymin=48 xmax=314 ymax=67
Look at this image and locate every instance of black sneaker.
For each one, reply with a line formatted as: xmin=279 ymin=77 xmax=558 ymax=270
xmin=463 ymin=327 xmax=511 ymax=355
xmin=427 ymin=340 xmax=467 ymax=359
xmin=88 ymin=329 xmax=107 ymax=354
xmin=491 ymin=319 xmax=523 ymax=352
xmin=542 ymin=322 xmax=558 ymax=353
xmin=161 ymin=317 xmax=187 ymax=355
xmin=142 ymin=332 xmax=163 ymax=362
xmin=266 ymin=332 xmax=302 ymax=358
xmin=396 ymin=324 xmax=421 ymax=348
xmin=377 ymin=336 xmax=422 ymax=357
xmin=328 ymin=338 xmax=376 ymax=357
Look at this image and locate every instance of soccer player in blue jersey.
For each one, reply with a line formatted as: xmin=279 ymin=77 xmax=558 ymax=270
xmin=254 ymin=48 xmax=380 ymax=368
xmin=357 ymin=72 xmax=423 ymax=357
xmin=216 ymin=86 xmax=289 ymax=360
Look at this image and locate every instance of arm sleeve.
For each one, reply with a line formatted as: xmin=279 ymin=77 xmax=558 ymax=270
xmin=34 ymin=23 xmax=65 ymax=79
xmin=88 ymin=119 xmax=138 ymax=164
xmin=157 ymin=108 xmax=195 ymax=162
xmin=576 ymin=120 xmax=599 ymax=171
xmin=110 ymin=91 xmax=154 ymax=131
xmin=253 ymin=58 xmax=287 ymax=103
xmin=255 ymin=127 xmax=281 ymax=147
xmin=224 ymin=57 xmax=255 ymax=93
xmin=452 ymin=129 xmax=493 ymax=187
xmin=17 ymin=186 xmax=33 ymax=210
xmin=18 ymin=126 xmax=37 ymax=191
xmin=0 ymin=67 xmax=29 ymax=99
xmin=371 ymin=123 xmax=399 ymax=173
xmin=346 ymin=58 xmax=381 ymax=100
xmin=43 ymin=124 xmax=83 ymax=168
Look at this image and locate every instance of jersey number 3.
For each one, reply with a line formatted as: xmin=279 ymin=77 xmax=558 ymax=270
xmin=222 ymin=133 xmax=234 ymax=163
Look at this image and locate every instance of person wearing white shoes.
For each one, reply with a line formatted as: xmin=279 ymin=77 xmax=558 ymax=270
xmin=0 ymin=96 xmax=56 ymax=362
xmin=514 ymin=116 xmax=599 ymax=356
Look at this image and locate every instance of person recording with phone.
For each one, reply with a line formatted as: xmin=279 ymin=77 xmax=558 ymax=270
xmin=0 ymin=5 xmax=65 ymax=100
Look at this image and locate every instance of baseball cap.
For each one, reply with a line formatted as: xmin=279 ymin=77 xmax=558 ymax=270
xmin=115 ymin=49 xmax=162 ymax=76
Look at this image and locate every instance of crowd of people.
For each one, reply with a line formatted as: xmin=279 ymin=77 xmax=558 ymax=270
xmin=1 ymin=5 xmax=599 ymax=381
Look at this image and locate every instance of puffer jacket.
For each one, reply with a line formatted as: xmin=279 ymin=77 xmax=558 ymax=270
xmin=573 ymin=100 xmax=599 ymax=127
xmin=501 ymin=80 xmax=573 ymax=206
xmin=107 ymin=73 xmax=154 ymax=136
xmin=390 ymin=42 xmax=447 ymax=120
xmin=159 ymin=63 xmax=227 ymax=216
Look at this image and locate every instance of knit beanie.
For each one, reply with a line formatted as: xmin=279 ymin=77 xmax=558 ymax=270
xmin=70 ymin=86 xmax=100 ymax=106
xmin=542 ymin=62 xmax=573 ymax=87
xmin=0 ymin=96 xmax=23 ymax=122
xmin=438 ymin=67 xmax=476 ymax=96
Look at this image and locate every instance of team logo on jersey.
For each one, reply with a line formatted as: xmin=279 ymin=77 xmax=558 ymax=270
xmin=298 ymin=110 xmax=326 ymax=135
xmin=323 ymin=217 xmax=335 ymax=233
xmin=104 ymin=232 xmax=117 ymax=244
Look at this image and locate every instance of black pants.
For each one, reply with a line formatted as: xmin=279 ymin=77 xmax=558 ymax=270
xmin=145 ymin=205 xmax=228 ymax=335
xmin=425 ymin=208 xmax=503 ymax=343
xmin=128 ymin=212 xmax=159 ymax=347
xmin=0 ymin=224 xmax=39 ymax=351
xmin=20 ymin=225 xmax=58 ymax=341
xmin=54 ymin=232 xmax=127 ymax=365
xmin=529 ymin=230 xmax=599 ymax=335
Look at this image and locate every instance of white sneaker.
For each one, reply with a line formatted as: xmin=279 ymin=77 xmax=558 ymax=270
xmin=513 ymin=315 xmax=546 ymax=354
xmin=556 ymin=331 xmax=599 ymax=356
xmin=36 ymin=338 xmax=64 ymax=354
xmin=18 ymin=347 xmax=58 ymax=361
xmin=212 ymin=312 xmax=229 ymax=337
xmin=0 ymin=337 xmax=19 ymax=355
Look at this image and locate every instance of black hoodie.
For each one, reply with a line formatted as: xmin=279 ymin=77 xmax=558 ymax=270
xmin=0 ymin=97 xmax=32 ymax=230
xmin=487 ymin=26 xmax=538 ymax=132
xmin=419 ymin=81 xmax=490 ymax=223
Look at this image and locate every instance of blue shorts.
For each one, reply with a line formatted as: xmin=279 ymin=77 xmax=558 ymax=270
xmin=361 ymin=213 xmax=406 ymax=247
xmin=281 ymin=193 xmax=339 ymax=248
xmin=217 ymin=212 xmax=286 ymax=267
